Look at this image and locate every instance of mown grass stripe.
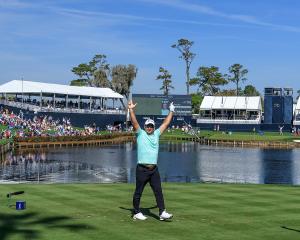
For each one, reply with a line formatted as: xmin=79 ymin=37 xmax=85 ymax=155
xmin=1 ymin=183 xmax=300 ymax=240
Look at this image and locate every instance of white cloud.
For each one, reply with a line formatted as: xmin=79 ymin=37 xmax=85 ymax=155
xmin=138 ymin=0 xmax=300 ymax=33
xmin=1 ymin=0 xmax=299 ymax=33
xmin=49 ymin=6 xmax=252 ymax=29
xmin=0 ymin=0 xmax=32 ymax=8
xmin=0 ymin=1 xmax=263 ymax=32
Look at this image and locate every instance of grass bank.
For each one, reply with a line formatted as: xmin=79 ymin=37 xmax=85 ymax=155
xmin=163 ymin=129 xmax=300 ymax=142
xmin=2 ymin=126 xmax=300 ymax=147
xmin=1 ymin=183 xmax=300 ymax=240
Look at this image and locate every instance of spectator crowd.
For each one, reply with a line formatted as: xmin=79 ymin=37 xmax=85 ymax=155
xmin=0 ymin=108 xmax=107 ymax=140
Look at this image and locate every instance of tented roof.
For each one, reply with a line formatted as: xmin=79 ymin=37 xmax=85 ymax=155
xmin=295 ymin=98 xmax=300 ymax=110
xmin=222 ymin=96 xmax=238 ymax=109
xmin=0 ymin=80 xmax=123 ymax=99
xmin=200 ymin=96 xmax=262 ymax=110
xmin=200 ymin=96 xmax=215 ymax=110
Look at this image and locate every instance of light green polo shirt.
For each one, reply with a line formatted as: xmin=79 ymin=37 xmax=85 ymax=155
xmin=136 ymin=127 xmax=161 ymax=165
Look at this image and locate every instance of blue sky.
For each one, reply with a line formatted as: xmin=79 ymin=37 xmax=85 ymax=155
xmin=1 ymin=0 xmax=300 ymax=96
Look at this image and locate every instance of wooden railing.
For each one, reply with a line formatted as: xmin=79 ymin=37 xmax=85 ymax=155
xmin=13 ymin=135 xmax=135 ymax=149
xmin=0 ymin=142 xmax=12 ymax=156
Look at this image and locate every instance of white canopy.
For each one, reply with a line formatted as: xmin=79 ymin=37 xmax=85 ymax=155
xmin=0 ymin=80 xmax=123 ymax=99
xmin=295 ymin=98 xmax=300 ymax=111
xmin=200 ymin=96 xmax=262 ymax=111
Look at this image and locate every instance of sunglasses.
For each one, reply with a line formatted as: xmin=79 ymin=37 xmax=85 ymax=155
xmin=145 ymin=124 xmax=154 ymax=129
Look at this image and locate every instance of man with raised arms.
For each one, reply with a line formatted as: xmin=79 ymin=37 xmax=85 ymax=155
xmin=128 ymin=100 xmax=175 ymax=221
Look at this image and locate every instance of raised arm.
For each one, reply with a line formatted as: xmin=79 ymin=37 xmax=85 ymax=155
xmin=128 ymin=100 xmax=140 ymax=131
xmin=159 ymin=102 xmax=175 ymax=134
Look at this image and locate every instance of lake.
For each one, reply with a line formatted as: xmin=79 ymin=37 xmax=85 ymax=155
xmin=1 ymin=142 xmax=299 ymax=184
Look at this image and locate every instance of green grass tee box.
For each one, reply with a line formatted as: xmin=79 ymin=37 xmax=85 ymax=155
xmin=1 ymin=183 xmax=300 ymax=240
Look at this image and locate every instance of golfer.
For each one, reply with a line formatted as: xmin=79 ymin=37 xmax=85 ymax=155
xmin=128 ymin=100 xmax=174 ymax=221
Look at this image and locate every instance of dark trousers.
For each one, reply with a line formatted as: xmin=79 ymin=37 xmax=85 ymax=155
xmin=133 ymin=164 xmax=165 ymax=215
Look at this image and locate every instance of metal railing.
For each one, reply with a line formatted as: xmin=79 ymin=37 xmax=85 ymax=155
xmin=0 ymin=100 xmax=125 ymax=115
xmin=196 ymin=118 xmax=261 ymax=124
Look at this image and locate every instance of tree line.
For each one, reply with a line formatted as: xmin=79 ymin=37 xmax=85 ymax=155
xmin=156 ymin=39 xmax=260 ymax=113
xmin=155 ymin=39 xmax=260 ymax=96
xmin=70 ymin=39 xmax=261 ymax=112
xmin=70 ymin=54 xmax=137 ymax=102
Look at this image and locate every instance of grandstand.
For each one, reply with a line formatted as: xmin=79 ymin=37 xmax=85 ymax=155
xmin=197 ymin=96 xmax=262 ymax=124
xmin=0 ymin=80 xmax=124 ymax=113
xmin=0 ymin=80 xmax=126 ymax=128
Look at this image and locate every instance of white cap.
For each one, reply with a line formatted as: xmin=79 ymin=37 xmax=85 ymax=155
xmin=144 ymin=119 xmax=155 ymax=126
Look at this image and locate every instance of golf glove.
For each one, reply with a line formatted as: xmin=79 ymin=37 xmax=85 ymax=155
xmin=169 ymin=102 xmax=175 ymax=112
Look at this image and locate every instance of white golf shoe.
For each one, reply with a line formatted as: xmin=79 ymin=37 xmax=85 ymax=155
xmin=133 ymin=212 xmax=147 ymax=220
xmin=159 ymin=210 xmax=173 ymax=221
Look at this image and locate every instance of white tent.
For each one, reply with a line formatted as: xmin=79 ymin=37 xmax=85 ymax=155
xmin=200 ymin=96 xmax=261 ymax=111
xmin=0 ymin=80 xmax=123 ymax=99
xmin=198 ymin=96 xmax=262 ymax=124
xmin=294 ymin=98 xmax=300 ymax=125
xmin=199 ymin=96 xmax=215 ymax=110
xmin=295 ymin=98 xmax=300 ymax=111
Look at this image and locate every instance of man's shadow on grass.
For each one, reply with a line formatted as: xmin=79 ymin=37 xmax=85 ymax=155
xmin=281 ymin=226 xmax=300 ymax=233
xmin=0 ymin=211 xmax=95 ymax=240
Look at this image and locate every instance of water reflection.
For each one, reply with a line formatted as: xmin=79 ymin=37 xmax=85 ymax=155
xmin=261 ymin=149 xmax=294 ymax=184
xmin=1 ymin=142 xmax=300 ymax=184
xmin=196 ymin=146 xmax=263 ymax=183
xmin=0 ymin=143 xmax=135 ymax=183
